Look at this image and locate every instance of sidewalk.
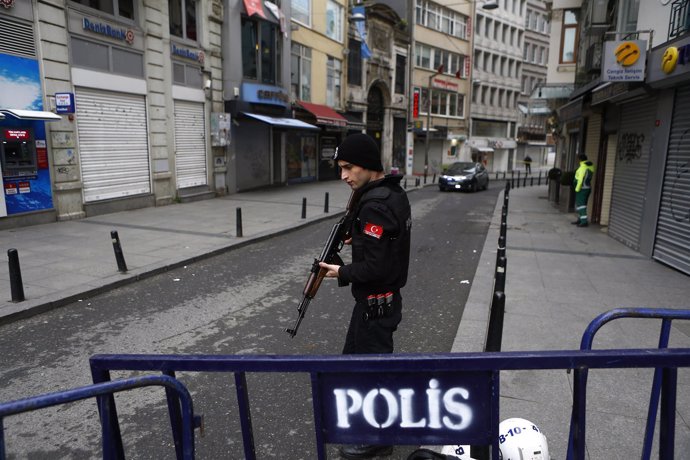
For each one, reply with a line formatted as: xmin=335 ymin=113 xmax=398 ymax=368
xmin=453 ymin=185 xmax=690 ymax=458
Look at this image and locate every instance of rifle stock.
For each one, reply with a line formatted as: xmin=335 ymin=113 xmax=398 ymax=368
xmin=286 ymin=190 xmax=360 ymax=338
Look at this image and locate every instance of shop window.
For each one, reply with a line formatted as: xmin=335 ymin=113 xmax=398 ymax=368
xmin=291 ymin=42 xmax=311 ymax=101
xmin=71 ymin=0 xmax=134 ymax=20
xmin=325 ymin=0 xmax=342 ymax=42
xmin=347 ymin=38 xmax=362 ymax=87
xmin=169 ymin=0 xmax=197 ymax=42
xmin=71 ymin=36 xmax=144 ymax=78
xmin=292 ymin=0 xmax=310 ymax=27
xmin=241 ymin=17 xmax=282 ymax=85
xmin=560 ymin=9 xmax=579 ymax=64
xmin=326 ymin=56 xmax=341 ymax=108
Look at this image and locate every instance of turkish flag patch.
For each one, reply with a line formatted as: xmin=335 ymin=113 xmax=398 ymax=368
xmin=363 ymin=222 xmax=383 ymax=239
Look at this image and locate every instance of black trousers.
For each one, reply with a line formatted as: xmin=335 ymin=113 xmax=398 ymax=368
xmin=342 ymin=295 xmax=402 ymax=354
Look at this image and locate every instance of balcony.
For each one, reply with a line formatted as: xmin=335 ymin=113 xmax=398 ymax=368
xmin=669 ymin=0 xmax=690 ymax=39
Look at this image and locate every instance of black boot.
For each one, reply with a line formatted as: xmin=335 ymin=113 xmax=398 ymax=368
xmin=338 ymin=444 xmax=394 ymax=459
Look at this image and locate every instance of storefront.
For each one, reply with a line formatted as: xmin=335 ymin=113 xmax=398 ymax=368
xmin=646 ymin=34 xmax=690 ymax=275
xmin=295 ymin=101 xmax=348 ymax=181
xmin=226 ymin=83 xmax=319 ymax=190
xmin=171 ymin=42 xmax=208 ymax=190
xmin=68 ymin=9 xmax=151 ymax=205
xmin=607 ymin=97 xmax=656 ymax=251
xmin=0 ymin=3 xmax=60 ymax=223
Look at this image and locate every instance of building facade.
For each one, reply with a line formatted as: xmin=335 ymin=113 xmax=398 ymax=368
xmin=556 ymin=0 xmax=690 ymax=275
xmin=0 ymin=0 xmax=223 ymax=229
xmin=516 ymin=0 xmax=551 ymax=171
xmin=469 ymin=0 xmax=525 ymax=172
xmin=411 ymin=0 xmax=473 ymax=177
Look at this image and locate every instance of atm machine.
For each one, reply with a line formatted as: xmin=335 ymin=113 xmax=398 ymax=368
xmin=0 ymin=109 xmax=61 ymax=217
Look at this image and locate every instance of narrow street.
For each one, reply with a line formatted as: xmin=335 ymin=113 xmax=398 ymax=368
xmin=0 ymin=186 xmax=500 ymax=459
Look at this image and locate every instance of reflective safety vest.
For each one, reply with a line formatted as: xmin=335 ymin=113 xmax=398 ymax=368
xmin=574 ymin=160 xmax=595 ymax=192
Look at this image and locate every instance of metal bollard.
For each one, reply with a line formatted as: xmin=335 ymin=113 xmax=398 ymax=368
xmin=424 ymin=173 xmax=428 ymax=185
xmin=496 ymin=234 xmax=506 ymax=268
xmin=404 ymin=178 xmax=407 ymax=189
xmin=432 ymin=173 xmax=436 ymax=183
xmin=495 ymin=171 xmax=499 ymax=180
xmin=523 ymin=175 xmax=527 ymax=187
xmin=415 ymin=177 xmax=420 ymax=187
xmin=494 ymin=256 xmax=507 ymax=293
xmin=110 ymin=231 xmax=128 ymax=273
xmin=538 ymin=171 xmax=542 ymax=186
xmin=7 ymin=248 xmax=25 ymax=302
xmin=530 ymin=176 xmax=534 ymax=187
xmin=236 ymin=207 xmax=243 ymax=237
xmin=301 ymin=197 xmax=307 ymax=219
xmin=503 ymin=171 xmax=506 ymax=180
xmin=485 ymin=290 xmax=506 ymax=353
xmin=324 ymin=192 xmax=329 ymax=213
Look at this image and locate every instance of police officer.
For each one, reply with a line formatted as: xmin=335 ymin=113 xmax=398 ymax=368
xmin=319 ymin=133 xmax=411 ymax=459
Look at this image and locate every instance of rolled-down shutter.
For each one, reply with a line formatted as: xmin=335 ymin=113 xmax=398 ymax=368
xmin=653 ymin=85 xmax=690 ymax=274
xmin=174 ymin=100 xmax=207 ymax=189
xmin=608 ymin=98 xmax=655 ymax=251
xmin=75 ymin=88 xmax=151 ymax=202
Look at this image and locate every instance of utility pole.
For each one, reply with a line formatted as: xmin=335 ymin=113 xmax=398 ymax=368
xmin=424 ymin=65 xmax=443 ymax=184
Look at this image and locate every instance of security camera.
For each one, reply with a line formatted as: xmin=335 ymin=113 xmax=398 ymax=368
xmin=204 ymin=79 xmax=212 ymax=90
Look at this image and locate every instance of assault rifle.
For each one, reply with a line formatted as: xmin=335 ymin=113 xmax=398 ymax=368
xmin=286 ymin=190 xmax=361 ymax=338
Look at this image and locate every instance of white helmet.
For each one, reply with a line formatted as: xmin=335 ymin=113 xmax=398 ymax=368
xmin=498 ymin=418 xmax=550 ymax=460
xmin=440 ymin=444 xmax=473 ymax=459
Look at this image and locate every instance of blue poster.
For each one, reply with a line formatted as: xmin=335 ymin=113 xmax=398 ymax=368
xmin=0 ymin=53 xmax=54 ymax=215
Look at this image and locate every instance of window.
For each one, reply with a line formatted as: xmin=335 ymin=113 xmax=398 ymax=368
xmin=415 ymin=1 xmax=469 ymax=40
xmin=325 ymin=0 xmax=342 ymax=42
xmin=417 ymin=86 xmax=464 ymax=117
xmin=395 ymin=54 xmax=406 ymax=94
xmin=71 ymin=36 xmax=144 ymax=77
xmin=173 ymin=62 xmax=202 ymax=87
xmin=560 ymin=9 xmax=579 ymax=64
xmin=292 ymin=0 xmax=310 ymax=27
xmin=617 ymin=0 xmax=639 ymax=32
xmin=416 ymin=42 xmax=467 ymax=78
xmin=326 ymin=56 xmax=341 ymax=107
xmin=348 ymin=38 xmax=362 ymax=86
xmin=169 ymin=0 xmax=197 ymax=41
xmin=242 ymin=17 xmax=282 ymax=84
xmin=71 ymin=0 xmax=134 ymax=20
xmin=291 ymin=43 xmax=311 ymax=101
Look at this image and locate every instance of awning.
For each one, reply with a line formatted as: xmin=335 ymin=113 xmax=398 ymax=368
xmin=0 ymin=108 xmax=62 ymax=121
xmin=242 ymin=112 xmax=319 ymax=130
xmin=297 ymin=100 xmax=347 ymax=127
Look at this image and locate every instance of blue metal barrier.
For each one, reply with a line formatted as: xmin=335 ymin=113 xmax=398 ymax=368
xmin=89 ymin=348 xmax=690 ymax=460
xmin=0 ymin=374 xmax=195 ymax=460
xmin=567 ymin=308 xmax=690 ymax=460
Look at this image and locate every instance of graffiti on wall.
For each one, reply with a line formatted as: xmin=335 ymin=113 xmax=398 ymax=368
xmin=617 ymin=133 xmax=645 ymax=163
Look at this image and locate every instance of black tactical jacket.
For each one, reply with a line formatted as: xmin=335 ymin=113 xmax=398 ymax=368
xmin=338 ymin=175 xmax=411 ymax=301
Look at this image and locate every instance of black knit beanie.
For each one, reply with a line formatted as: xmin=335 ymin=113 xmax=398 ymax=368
xmin=333 ymin=133 xmax=383 ymax=172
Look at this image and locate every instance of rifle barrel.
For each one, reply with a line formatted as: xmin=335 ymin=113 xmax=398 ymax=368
xmin=286 ymin=296 xmax=311 ymax=338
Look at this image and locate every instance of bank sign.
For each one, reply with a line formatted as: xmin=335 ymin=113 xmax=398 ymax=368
xmin=602 ymin=40 xmax=647 ymax=82
xmin=315 ymin=371 xmax=496 ymax=445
